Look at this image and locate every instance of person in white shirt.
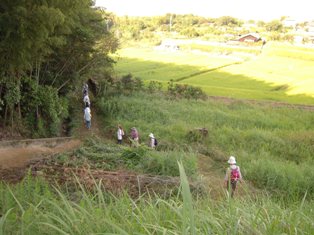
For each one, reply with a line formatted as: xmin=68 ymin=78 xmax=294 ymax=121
xmin=117 ymin=125 xmax=124 ymax=144
xmin=83 ymin=95 xmax=90 ymax=107
xmin=82 ymin=83 xmax=88 ymax=98
xmin=84 ymin=106 xmax=91 ymax=129
xmin=148 ymin=133 xmax=156 ymax=149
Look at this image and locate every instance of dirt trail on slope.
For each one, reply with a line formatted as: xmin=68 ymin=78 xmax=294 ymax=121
xmin=0 ymin=106 xmax=105 ymax=182
xmin=0 ymin=139 xmax=81 ymax=169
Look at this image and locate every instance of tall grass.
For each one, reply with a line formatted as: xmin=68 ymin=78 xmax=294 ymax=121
xmin=0 ymin=165 xmax=313 ymax=234
xmin=100 ymin=92 xmax=314 ymax=199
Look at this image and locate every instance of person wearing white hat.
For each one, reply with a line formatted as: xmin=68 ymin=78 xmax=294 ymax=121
xmin=224 ymin=156 xmax=242 ymax=198
xmin=148 ymin=133 xmax=156 ymax=149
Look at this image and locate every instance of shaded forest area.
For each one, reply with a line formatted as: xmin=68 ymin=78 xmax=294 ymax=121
xmin=0 ymin=0 xmax=118 ymax=138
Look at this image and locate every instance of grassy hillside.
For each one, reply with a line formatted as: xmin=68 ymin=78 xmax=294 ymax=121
xmin=99 ymin=92 xmax=314 ymax=199
xmin=1 ymin=91 xmax=314 ymax=234
xmin=113 ymin=43 xmax=314 ymax=104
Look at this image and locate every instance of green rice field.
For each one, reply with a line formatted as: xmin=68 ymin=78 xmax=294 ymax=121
xmin=113 ymin=42 xmax=314 ymax=104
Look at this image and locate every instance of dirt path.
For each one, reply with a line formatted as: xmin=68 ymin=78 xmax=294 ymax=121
xmin=0 ymin=139 xmax=81 ymax=169
xmin=0 ymin=104 xmax=103 ymax=182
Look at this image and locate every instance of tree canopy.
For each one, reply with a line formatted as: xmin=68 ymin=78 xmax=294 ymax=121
xmin=0 ymin=0 xmax=118 ymax=137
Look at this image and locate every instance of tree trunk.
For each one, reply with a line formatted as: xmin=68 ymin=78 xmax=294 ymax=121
xmin=10 ymin=105 xmax=14 ymax=135
xmin=4 ymin=104 xmax=8 ymax=126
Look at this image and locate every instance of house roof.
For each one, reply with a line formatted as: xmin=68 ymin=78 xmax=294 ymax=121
xmin=237 ymin=33 xmax=261 ymax=40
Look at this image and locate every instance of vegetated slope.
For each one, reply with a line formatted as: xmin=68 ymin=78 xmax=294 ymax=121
xmin=100 ymin=91 xmax=314 ymax=200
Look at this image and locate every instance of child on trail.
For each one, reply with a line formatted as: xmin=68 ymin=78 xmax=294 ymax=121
xmin=84 ymin=104 xmax=92 ymax=130
xmin=148 ymin=133 xmax=157 ymax=149
xmin=117 ymin=125 xmax=125 ymax=144
xmin=224 ymin=156 xmax=242 ymax=198
xmin=130 ymin=127 xmax=139 ymax=146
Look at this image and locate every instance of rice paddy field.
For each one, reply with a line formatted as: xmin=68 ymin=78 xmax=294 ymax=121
xmin=113 ymin=42 xmax=314 ymax=105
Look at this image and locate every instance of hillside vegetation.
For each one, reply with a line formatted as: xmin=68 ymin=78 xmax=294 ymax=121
xmin=1 ymin=90 xmax=314 ymax=234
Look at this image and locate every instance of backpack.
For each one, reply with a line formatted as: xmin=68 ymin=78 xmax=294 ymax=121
xmin=230 ymin=167 xmax=240 ymax=181
xmin=154 ymin=138 xmax=158 ymax=146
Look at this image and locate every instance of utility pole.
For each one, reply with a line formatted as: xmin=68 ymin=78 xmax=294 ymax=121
xmin=169 ymin=14 xmax=172 ymax=32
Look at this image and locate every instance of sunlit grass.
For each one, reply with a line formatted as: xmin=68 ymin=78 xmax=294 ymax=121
xmin=113 ymin=43 xmax=314 ymax=104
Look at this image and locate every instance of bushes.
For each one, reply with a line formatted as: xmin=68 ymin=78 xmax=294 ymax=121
xmin=168 ymin=80 xmax=205 ymax=100
xmin=98 ymin=73 xmax=205 ymax=100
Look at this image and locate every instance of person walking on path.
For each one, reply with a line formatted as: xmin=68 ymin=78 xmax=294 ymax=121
xmin=130 ymin=127 xmax=139 ymax=146
xmin=224 ymin=156 xmax=242 ymax=198
xmin=84 ymin=104 xmax=92 ymax=130
xmin=117 ymin=125 xmax=125 ymax=144
xmin=82 ymin=83 xmax=89 ymax=98
xmin=148 ymin=133 xmax=157 ymax=149
xmin=83 ymin=94 xmax=90 ymax=107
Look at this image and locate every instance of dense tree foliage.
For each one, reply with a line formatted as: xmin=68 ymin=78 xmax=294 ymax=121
xmin=0 ymin=0 xmax=118 ymax=137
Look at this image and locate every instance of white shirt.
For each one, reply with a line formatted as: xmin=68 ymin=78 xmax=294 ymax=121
xmin=84 ymin=107 xmax=91 ymax=121
xmin=117 ymin=128 xmax=124 ymax=140
xmin=150 ymin=138 xmax=155 ymax=148
xmin=83 ymin=95 xmax=90 ymax=105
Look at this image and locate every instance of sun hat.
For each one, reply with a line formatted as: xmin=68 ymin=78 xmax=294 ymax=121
xmin=149 ymin=133 xmax=154 ymax=138
xmin=227 ymin=156 xmax=236 ymax=164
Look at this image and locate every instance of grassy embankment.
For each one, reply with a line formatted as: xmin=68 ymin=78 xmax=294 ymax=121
xmin=113 ymin=42 xmax=314 ymax=104
xmin=1 ymin=91 xmax=314 ymax=234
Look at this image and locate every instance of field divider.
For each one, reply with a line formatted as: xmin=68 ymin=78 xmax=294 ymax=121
xmin=174 ymin=61 xmax=243 ymax=82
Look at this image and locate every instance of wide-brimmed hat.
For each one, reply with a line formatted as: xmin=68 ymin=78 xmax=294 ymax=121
xmin=227 ymin=156 xmax=236 ymax=164
xmin=149 ymin=133 xmax=154 ymax=138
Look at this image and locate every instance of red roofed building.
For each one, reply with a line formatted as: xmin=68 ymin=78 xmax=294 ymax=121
xmin=237 ymin=33 xmax=261 ymax=42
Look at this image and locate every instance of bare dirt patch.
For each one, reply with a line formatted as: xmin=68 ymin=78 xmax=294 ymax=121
xmin=0 ymin=139 xmax=81 ymax=182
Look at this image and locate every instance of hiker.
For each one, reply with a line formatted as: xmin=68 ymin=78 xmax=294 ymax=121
xmin=130 ymin=127 xmax=139 ymax=146
xmin=82 ymin=83 xmax=89 ymax=98
xmin=148 ymin=133 xmax=157 ymax=149
xmin=83 ymin=94 xmax=90 ymax=107
xmin=84 ymin=104 xmax=92 ymax=129
xmin=117 ymin=125 xmax=125 ymax=144
xmin=224 ymin=156 xmax=242 ymax=198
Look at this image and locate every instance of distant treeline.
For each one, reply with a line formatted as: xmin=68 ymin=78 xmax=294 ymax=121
xmin=0 ymin=0 xmax=118 ymax=137
xmin=109 ymin=14 xmax=304 ymax=43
